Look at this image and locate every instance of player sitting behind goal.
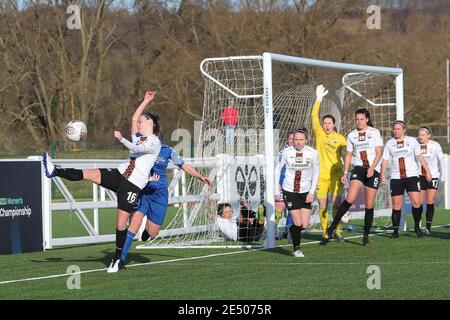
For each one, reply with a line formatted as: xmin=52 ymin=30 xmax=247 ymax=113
xmin=216 ymin=202 xmax=265 ymax=242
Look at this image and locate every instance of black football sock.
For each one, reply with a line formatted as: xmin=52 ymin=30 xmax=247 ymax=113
xmin=392 ymin=209 xmax=401 ymax=233
xmin=141 ymin=229 xmax=150 ymax=241
xmin=426 ymin=204 xmax=434 ymax=230
xmin=114 ymin=228 xmax=128 ymax=260
xmin=364 ymin=207 xmax=374 ymax=236
xmin=412 ymin=206 xmax=422 ymax=230
xmin=328 ymin=200 xmax=352 ymax=235
xmin=54 ymin=168 xmax=83 ymax=181
xmin=290 ymin=224 xmax=302 ymax=250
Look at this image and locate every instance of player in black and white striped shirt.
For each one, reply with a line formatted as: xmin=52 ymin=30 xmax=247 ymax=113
xmin=380 ymin=120 xmax=432 ymax=238
xmin=417 ymin=126 xmax=447 ymax=235
xmin=43 ymin=91 xmax=161 ymax=272
xmin=321 ymin=109 xmax=383 ymax=246
xmin=275 ymin=127 xmax=320 ymax=257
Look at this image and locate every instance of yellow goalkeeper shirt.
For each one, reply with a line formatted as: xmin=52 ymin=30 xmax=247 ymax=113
xmin=312 ymin=100 xmax=347 ymax=180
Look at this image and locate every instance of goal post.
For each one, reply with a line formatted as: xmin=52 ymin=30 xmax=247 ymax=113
xmin=137 ymin=52 xmax=404 ymax=250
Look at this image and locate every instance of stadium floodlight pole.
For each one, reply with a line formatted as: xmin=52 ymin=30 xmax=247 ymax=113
xmin=262 ymin=52 xmax=276 ymax=249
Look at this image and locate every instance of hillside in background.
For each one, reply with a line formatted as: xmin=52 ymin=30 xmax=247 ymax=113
xmin=0 ymin=0 xmax=449 ymax=155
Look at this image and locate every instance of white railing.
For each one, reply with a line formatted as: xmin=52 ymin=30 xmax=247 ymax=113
xmin=36 ymin=157 xmax=220 ymax=249
xmin=26 ymin=152 xmax=450 ymax=249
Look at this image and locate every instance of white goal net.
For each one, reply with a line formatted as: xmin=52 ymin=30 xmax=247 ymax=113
xmin=137 ymin=53 xmax=403 ymax=249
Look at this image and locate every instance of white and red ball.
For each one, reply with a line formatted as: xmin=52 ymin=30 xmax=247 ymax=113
xmin=64 ymin=120 xmax=87 ymax=142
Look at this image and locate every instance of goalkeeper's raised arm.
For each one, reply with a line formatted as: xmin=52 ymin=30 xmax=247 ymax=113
xmin=311 ymin=84 xmax=328 ymax=136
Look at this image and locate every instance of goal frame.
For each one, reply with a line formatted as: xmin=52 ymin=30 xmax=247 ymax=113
xmin=202 ymin=52 xmax=404 ymax=249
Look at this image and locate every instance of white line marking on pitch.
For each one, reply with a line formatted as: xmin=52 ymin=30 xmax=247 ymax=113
xmin=155 ymin=261 xmax=450 ymax=266
xmin=0 ymin=223 xmax=448 ymax=286
xmin=0 ymin=248 xmax=264 ymax=285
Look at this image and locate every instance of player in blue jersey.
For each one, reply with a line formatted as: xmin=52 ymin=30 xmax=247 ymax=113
xmin=114 ymin=143 xmax=211 ymax=271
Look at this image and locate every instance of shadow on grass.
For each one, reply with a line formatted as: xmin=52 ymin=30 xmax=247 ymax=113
xmin=425 ymin=230 xmax=450 ymax=240
xmin=264 ymin=247 xmax=293 ymax=256
xmin=30 ymin=246 xmax=180 ymax=267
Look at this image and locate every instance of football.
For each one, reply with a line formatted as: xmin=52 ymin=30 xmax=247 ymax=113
xmin=341 ymin=212 xmax=352 ymax=224
xmin=64 ymin=120 xmax=87 ymax=142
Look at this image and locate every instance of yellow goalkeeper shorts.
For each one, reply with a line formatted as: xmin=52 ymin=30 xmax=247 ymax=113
xmin=316 ymin=176 xmax=344 ymax=199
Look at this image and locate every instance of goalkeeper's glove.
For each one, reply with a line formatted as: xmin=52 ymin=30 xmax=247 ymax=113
xmin=316 ymin=84 xmax=329 ymax=102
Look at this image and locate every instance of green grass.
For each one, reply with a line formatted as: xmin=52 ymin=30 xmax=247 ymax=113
xmin=0 ymin=209 xmax=449 ymax=300
xmin=52 ymin=207 xmax=179 ymax=238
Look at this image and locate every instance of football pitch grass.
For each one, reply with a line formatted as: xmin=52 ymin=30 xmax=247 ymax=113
xmin=1 ymin=210 xmax=449 ymax=300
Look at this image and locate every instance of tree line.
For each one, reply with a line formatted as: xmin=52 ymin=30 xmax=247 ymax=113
xmin=0 ymin=0 xmax=449 ymax=155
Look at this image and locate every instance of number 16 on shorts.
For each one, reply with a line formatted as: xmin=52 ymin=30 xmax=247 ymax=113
xmin=127 ymin=192 xmax=137 ymax=204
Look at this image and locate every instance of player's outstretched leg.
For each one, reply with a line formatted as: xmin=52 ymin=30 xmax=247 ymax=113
xmin=42 ymin=152 xmax=56 ymax=177
xmin=42 ymin=152 xmax=84 ymax=181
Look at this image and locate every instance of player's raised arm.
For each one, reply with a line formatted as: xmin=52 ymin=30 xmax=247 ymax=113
xmin=131 ymin=91 xmax=156 ymax=135
xmin=311 ymin=85 xmax=328 ymax=135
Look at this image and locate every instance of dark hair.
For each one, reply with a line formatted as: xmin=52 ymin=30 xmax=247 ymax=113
xmin=292 ymin=126 xmax=308 ymax=139
xmin=392 ymin=120 xmax=407 ymax=129
xmin=419 ymin=126 xmax=433 ymax=138
xmin=286 ymin=130 xmax=294 ymax=139
xmin=144 ymin=112 xmax=162 ymax=139
xmin=323 ymin=114 xmax=336 ymax=124
xmin=217 ymin=203 xmax=232 ymax=217
xmin=355 ymin=108 xmax=373 ymax=127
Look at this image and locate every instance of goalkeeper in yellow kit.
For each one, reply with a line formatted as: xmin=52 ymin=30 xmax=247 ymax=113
xmin=312 ymin=85 xmax=347 ymax=241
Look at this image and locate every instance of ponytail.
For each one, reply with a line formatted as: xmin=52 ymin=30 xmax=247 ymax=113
xmin=145 ymin=112 xmax=163 ymax=139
